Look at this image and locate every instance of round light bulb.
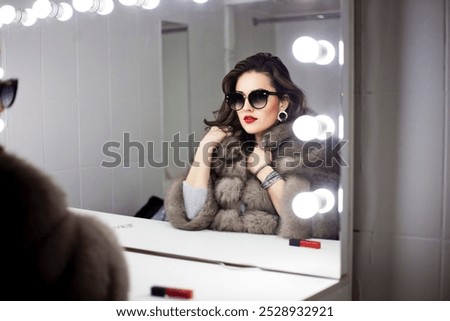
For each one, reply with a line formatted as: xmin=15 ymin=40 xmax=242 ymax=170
xmin=293 ymin=115 xmax=320 ymax=141
xmin=142 ymin=0 xmax=160 ymax=9
xmin=0 ymin=119 xmax=6 ymax=133
xmin=22 ymin=8 xmax=38 ymax=26
xmin=32 ymin=0 xmax=53 ymax=19
xmin=97 ymin=0 xmax=114 ymax=15
xmin=72 ymin=0 xmax=95 ymax=12
xmin=119 ymin=0 xmax=138 ymax=6
xmin=316 ymin=114 xmax=335 ymax=140
xmin=292 ymin=36 xmax=320 ymax=63
xmin=314 ymin=188 xmax=335 ymax=213
xmin=193 ymin=0 xmax=208 ymax=3
xmin=0 ymin=5 xmax=17 ymax=24
xmin=292 ymin=192 xmax=320 ymax=219
xmin=57 ymin=3 xmax=73 ymax=21
xmin=316 ymin=40 xmax=336 ymax=65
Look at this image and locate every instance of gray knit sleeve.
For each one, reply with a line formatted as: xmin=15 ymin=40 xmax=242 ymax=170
xmin=182 ymin=181 xmax=208 ymax=220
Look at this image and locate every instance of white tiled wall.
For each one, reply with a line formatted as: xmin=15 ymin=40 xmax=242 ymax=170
xmin=355 ymin=0 xmax=449 ymax=300
xmin=0 ymin=0 xmax=225 ymax=216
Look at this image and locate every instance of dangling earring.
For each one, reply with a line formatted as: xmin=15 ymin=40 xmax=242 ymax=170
xmin=277 ymin=110 xmax=288 ymax=123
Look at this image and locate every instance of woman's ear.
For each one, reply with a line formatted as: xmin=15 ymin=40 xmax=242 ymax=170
xmin=280 ymin=95 xmax=290 ymax=111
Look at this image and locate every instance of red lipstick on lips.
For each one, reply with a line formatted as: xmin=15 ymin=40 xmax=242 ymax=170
xmin=244 ymin=115 xmax=257 ymax=124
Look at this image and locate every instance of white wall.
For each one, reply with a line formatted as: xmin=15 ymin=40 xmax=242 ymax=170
xmin=354 ymin=0 xmax=450 ymax=300
xmin=0 ymin=0 xmax=225 ymax=216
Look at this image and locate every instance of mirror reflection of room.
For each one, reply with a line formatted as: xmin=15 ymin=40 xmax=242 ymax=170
xmin=0 ymin=0 xmax=350 ymax=300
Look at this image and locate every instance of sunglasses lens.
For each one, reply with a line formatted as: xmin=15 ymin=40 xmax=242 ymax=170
xmin=1 ymin=81 xmax=17 ymax=108
xmin=249 ymin=90 xmax=268 ymax=108
xmin=226 ymin=93 xmax=244 ymax=110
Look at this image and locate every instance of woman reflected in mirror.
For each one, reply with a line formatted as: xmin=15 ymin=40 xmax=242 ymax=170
xmin=165 ymin=52 xmax=340 ymax=240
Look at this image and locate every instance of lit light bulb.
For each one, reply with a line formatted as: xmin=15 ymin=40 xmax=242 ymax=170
xmin=292 ymin=192 xmax=320 ymax=219
xmin=293 ymin=115 xmax=320 ymax=141
xmin=72 ymin=0 xmax=95 ymax=12
xmin=0 ymin=5 xmax=17 ymax=25
xmin=119 ymin=0 xmax=160 ymax=9
xmin=315 ymin=40 xmax=335 ymax=65
xmin=193 ymin=0 xmax=208 ymax=3
xmin=142 ymin=0 xmax=160 ymax=9
xmin=315 ymin=188 xmax=335 ymax=213
xmin=292 ymin=114 xmax=335 ymax=141
xmin=315 ymin=114 xmax=335 ymax=140
xmin=21 ymin=8 xmax=38 ymax=26
xmin=97 ymin=0 xmax=114 ymax=15
xmin=32 ymin=0 xmax=53 ymax=19
xmin=292 ymin=36 xmax=336 ymax=65
xmin=0 ymin=119 xmax=5 ymax=133
xmin=0 ymin=67 xmax=4 ymax=79
xmin=292 ymin=36 xmax=320 ymax=63
xmin=56 ymin=3 xmax=73 ymax=21
xmin=119 ymin=0 xmax=137 ymax=5
xmin=292 ymin=188 xmax=335 ymax=219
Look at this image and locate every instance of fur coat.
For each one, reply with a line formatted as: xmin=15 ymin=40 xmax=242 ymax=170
xmin=0 ymin=146 xmax=129 ymax=300
xmin=165 ymin=120 xmax=340 ymax=240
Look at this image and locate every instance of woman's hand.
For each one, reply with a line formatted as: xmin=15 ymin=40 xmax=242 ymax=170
xmin=186 ymin=126 xmax=233 ymax=189
xmin=200 ymin=126 xmax=233 ymax=147
xmin=247 ymin=145 xmax=272 ymax=175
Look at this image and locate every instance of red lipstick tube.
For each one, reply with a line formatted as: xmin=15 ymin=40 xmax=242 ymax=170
xmin=151 ymin=286 xmax=193 ymax=299
xmin=289 ymin=239 xmax=321 ymax=249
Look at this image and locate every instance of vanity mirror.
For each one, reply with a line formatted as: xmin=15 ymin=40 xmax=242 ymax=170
xmin=0 ymin=0 xmax=352 ymax=290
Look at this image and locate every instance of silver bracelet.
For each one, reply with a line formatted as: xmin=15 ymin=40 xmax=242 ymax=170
xmin=261 ymin=170 xmax=283 ymax=190
xmin=253 ymin=163 xmax=268 ymax=176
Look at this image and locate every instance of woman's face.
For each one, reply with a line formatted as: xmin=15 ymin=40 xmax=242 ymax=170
xmin=235 ymin=71 xmax=287 ymax=141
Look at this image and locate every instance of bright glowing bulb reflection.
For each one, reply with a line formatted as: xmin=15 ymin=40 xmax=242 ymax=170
xmin=292 ymin=115 xmax=319 ymax=141
xmin=292 ymin=192 xmax=320 ymax=219
xmin=292 ymin=36 xmax=320 ymax=63
xmin=98 ymin=0 xmax=114 ymax=15
xmin=316 ymin=115 xmax=335 ymax=140
xmin=72 ymin=0 xmax=94 ymax=12
xmin=0 ymin=5 xmax=17 ymax=24
xmin=57 ymin=3 xmax=73 ymax=21
xmin=316 ymin=40 xmax=335 ymax=65
xmin=292 ymin=36 xmax=336 ymax=65
xmin=0 ymin=119 xmax=5 ymax=133
xmin=293 ymin=114 xmax=335 ymax=141
xmin=119 ymin=0 xmax=137 ymax=5
xmin=142 ymin=0 xmax=160 ymax=9
xmin=193 ymin=0 xmax=208 ymax=3
xmin=315 ymin=188 xmax=335 ymax=213
xmin=292 ymin=188 xmax=335 ymax=219
xmin=32 ymin=0 xmax=53 ymax=19
xmin=0 ymin=67 xmax=4 ymax=79
xmin=22 ymin=8 xmax=38 ymax=26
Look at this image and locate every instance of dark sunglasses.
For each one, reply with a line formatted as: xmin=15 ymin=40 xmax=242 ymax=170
xmin=225 ymin=89 xmax=279 ymax=111
xmin=0 ymin=79 xmax=18 ymax=109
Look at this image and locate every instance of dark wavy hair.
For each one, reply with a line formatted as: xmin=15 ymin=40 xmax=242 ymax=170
xmin=204 ymin=52 xmax=308 ymax=137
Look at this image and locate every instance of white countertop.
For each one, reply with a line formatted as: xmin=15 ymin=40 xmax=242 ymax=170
xmin=125 ymin=251 xmax=339 ymax=301
xmin=71 ymin=208 xmax=341 ymax=280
